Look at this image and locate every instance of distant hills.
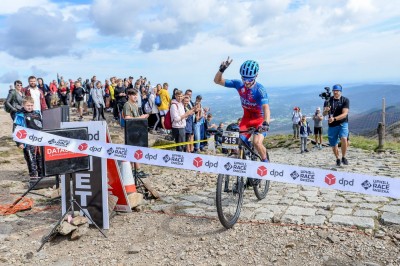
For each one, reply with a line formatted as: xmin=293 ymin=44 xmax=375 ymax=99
xmin=203 ymin=83 xmax=400 ymax=135
xmin=350 ymin=105 xmax=400 ymax=135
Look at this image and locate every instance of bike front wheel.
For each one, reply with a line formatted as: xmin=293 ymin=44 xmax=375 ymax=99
xmin=216 ymin=174 xmax=245 ymax=229
xmin=253 ymin=152 xmax=270 ymax=200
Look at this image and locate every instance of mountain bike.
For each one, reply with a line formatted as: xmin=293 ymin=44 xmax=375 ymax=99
xmin=215 ymin=127 xmax=270 ymax=229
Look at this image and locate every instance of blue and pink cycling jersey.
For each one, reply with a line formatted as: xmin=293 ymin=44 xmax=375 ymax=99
xmin=224 ymin=79 xmax=269 ymax=136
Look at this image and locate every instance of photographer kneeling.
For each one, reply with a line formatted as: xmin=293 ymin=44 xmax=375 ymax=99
xmin=323 ymin=84 xmax=350 ymax=166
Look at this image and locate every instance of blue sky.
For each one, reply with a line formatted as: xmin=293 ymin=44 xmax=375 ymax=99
xmin=0 ymin=0 xmax=399 ymax=97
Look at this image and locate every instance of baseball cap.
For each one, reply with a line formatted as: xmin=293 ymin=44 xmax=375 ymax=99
xmin=332 ymin=84 xmax=342 ymax=91
xmin=316 ymin=107 xmax=320 ymax=111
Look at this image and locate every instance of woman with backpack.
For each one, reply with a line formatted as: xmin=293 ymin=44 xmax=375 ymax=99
xmin=5 ymin=80 xmax=24 ymax=122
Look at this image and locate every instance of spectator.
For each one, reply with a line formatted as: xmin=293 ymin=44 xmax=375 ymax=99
xmin=171 ymin=88 xmax=178 ymax=100
xmin=37 ymin=78 xmax=51 ymax=109
xmin=128 ymin=76 xmax=134 ymax=89
xmin=114 ymin=79 xmax=127 ymax=121
xmin=292 ymin=107 xmax=302 ymax=139
xmin=313 ymin=107 xmax=323 ymax=149
xmin=184 ymin=89 xmax=194 ymax=108
xmin=72 ymin=80 xmax=86 ymax=120
xmin=58 ymin=80 xmax=70 ymax=106
xmin=109 ymin=77 xmax=116 ymax=114
xmin=299 ymin=115 xmax=312 ymax=153
xmin=104 ymin=79 xmax=110 ymax=109
xmin=13 ymin=96 xmax=43 ymax=184
xmin=183 ymin=95 xmax=195 ymax=153
xmin=158 ymin=82 xmax=171 ymax=132
xmin=91 ymin=81 xmax=106 ymax=121
xmin=69 ymin=79 xmax=75 ymax=105
xmin=323 ymin=84 xmax=350 ymax=166
xmin=169 ymin=90 xmax=195 ymax=152
xmin=147 ymin=87 xmax=160 ymax=132
xmin=193 ymin=95 xmax=205 ymax=152
xmin=5 ymin=80 xmax=24 ymax=122
xmin=123 ymin=89 xmax=149 ymax=176
xmin=24 ymin=76 xmax=47 ymax=113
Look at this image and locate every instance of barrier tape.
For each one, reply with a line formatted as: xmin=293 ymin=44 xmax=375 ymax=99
xmin=13 ymin=126 xmax=400 ymax=199
xmin=153 ymin=139 xmax=209 ymax=149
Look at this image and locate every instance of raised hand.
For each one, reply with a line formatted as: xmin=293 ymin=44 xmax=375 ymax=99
xmin=219 ymin=56 xmax=233 ymax=73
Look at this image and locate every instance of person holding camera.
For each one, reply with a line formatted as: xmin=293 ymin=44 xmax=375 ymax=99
xmin=323 ymin=84 xmax=350 ymax=166
xmin=313 ymin=107 xmax=323 ymax=149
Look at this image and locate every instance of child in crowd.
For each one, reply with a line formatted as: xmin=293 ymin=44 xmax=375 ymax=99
xmin=299 ymin=115 xmax=312 ymax=153
xmin=91 ymin=81 xmax=106 ymax=121
xmin=13 ymin=97 xmax=43 ymax=183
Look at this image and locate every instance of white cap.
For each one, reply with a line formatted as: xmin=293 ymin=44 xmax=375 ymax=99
xmin=316 ymin=107 xmax=321 ymax=111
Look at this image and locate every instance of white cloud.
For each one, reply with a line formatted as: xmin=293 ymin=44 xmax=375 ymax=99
xmin=0 ymin=7 xmax=78 ymax=59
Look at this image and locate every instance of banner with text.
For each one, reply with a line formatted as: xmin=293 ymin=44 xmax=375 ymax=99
xmin=13 ymin=126 xmax=400 ymax=199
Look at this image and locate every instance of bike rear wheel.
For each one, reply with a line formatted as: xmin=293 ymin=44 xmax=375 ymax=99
xmin=216 ymin=174 xmax=245 ymax=229
xmin=253 ymin=152 xmax=270 ymax=200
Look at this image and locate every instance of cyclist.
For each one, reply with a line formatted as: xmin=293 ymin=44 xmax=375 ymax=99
xmin=214 ymin=57 xmax=270 ymax=165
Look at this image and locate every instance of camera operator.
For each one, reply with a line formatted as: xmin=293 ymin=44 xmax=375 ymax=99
xmin=323 ymin=84 xmax=350 ymax=166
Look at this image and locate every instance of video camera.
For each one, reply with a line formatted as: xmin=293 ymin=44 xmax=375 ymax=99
xmin=319 ymin=87 xmax=331 ymax=101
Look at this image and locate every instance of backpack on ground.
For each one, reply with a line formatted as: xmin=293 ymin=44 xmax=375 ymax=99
xmin=155 ymin=94 xmax=161 ymax=107
xmin=164 ymin=103 xmax=177 ymax=130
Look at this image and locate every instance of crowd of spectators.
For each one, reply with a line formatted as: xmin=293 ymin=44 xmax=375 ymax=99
xmin=5 ymin=73 xmax=217 ymax=154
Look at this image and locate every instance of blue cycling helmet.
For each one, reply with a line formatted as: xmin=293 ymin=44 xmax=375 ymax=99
xmin=240 ymin=60 xmax=259 ymax=78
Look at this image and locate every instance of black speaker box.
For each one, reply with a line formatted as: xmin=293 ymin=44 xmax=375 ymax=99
xmin=124 ymin=119 xmax=148 ymax=147
xmin=42 ymin=106 xmax=70 ymax=129
xmin=42 ymin=127 xmax=90 ymax=176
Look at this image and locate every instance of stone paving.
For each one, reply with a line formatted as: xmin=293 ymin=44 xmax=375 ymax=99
xmin=148 ymin=147 xmax=400 ymax=230
xmin=151 ymin=183 xmax=400 ymax=229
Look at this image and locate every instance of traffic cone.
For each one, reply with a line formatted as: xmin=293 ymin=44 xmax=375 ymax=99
xmin=120 ymin=161 xmax=136 ymax=194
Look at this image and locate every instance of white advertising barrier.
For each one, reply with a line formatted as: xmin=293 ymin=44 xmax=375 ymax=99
xmin=13 ymin=126 xmax=400 ymax=199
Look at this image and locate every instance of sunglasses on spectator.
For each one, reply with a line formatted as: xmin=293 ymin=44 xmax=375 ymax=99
xmin=242 ymin=77 xmax=255 ymax=83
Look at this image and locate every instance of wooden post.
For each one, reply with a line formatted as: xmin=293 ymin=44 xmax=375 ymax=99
xmin=382 ymin=98 xmax=386 ymax=143
xmin=377 ymin=122 xmax=384 ymax=151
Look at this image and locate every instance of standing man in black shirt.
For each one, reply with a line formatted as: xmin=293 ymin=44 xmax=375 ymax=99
xmin=323 ymin=84 xmax=350 ymax=166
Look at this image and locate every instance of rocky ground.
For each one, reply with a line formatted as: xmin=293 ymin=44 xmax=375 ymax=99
xmin=0 ymin=109 xmax=400 ymax=266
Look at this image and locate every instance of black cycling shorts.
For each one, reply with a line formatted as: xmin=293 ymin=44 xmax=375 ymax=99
xmin=314 ymin=127 xmax=323 ymax=135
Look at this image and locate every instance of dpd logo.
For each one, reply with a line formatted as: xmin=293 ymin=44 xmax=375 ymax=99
xmin=145 ymin=153 xmax=157 ymax=160
xmin=193 ymin=157 xmax=203 ymax=168
xmin=257 ymin=166 xmax=267 ymax=177
xmin=134 ymin=150 xmax=143 ymax=160
xmin=107 ymin=147 xmax=114 ymax=156
xmin=270 ymin=169 xmax=284 ymax=177
xmin=163 ymin=155 xmax=171 ymax=163
xmin=325 ymin=174 xmax=336 ymax=185
xmin=339 ymin=178 xmax=354 ymax=187
xmin=16 ymin=129 xmax=27 ymax=139
xmin=29 ymin=134 xmax=43 ymax=142
xmin=224 ymin=162 xmax=232 ymax=171
xmin=361 ymin=180 xmax=372 ymax=190
xmin=89 ymin=146 xmax=102 ymax=152
xmin=88 ymin=131 xmax=100 ymax=141
xmin=78 ymin=143 xmax=88 ymax=151
xmin=290 ymin=171 xmax=299 ymax=180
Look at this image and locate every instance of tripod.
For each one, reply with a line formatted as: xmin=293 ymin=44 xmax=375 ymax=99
xmin=38 ymin=173 xmax=107 ymax=252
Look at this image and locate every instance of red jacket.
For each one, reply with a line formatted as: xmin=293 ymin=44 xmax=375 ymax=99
xmin=24 ymin=87 xmax=48 ymax=111
xmin=49 ymin=83 xmax=58 ymax=94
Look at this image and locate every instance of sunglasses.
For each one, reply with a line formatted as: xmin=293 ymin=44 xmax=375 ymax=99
xmin=242 ymin=77 xmax=255 ymax=83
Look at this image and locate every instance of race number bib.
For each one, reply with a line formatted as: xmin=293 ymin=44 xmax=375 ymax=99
xmin=221 ymin=131 xmax=239 ymax=150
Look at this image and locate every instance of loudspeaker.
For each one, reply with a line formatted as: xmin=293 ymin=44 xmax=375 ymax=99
xmin=124 ymin=119 xmax=148 ymax=147
xmin=42 ymin=106 xmax=70 ymax=130
xmin=42 ymin=127 xmax=90 ymax=176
